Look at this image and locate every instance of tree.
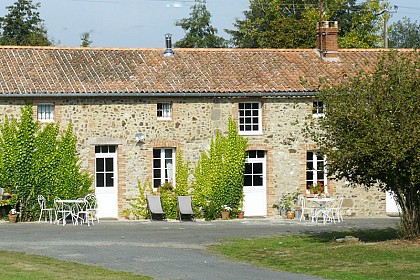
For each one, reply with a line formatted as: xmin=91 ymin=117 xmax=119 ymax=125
xmin=333 ymin=0 xmax=384 ymax=48
xmin=174 ymin=0 xmax=227 ymax=48
xmin=0 ymin=0 xmax=51 ymax=46
xmin=80 ymin=31 xmax=93 ymax=47
xmin=311 ymin=50 xmax=419 ymax=239
xmin=389 ymin=17 xmax=420 ymax=48
xmin=226 ymin=0 xmax=386 ymax=48
xmin=226 ymin=0 xmax=316 ymax=48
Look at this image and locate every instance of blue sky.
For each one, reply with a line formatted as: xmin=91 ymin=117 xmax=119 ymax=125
xmin=0 ymin=0 xmax=419 ymax=48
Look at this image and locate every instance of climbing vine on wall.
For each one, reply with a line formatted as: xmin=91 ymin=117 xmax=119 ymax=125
xmin=0 ymin=104 xmax=92 ymax=221
xmin=193 ymin=117 xmax=248 ymax=220
xmin=124 ymin=118 xmax=247 ymax=221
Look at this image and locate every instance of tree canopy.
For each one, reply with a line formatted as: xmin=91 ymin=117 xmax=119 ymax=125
xmin=389 ymin=17 xmax=420 ymax=48
xmin=312 ymin=50 xmax=420 ymax=239
xmin=226 ymin=0 xmax=386 ymax=48
xmin=80 ymin=31 xmax=93 ymax=47
xmin=0 ymin=0 xmax=51 ymax=46
xmin=174 ymin=0 xmax=226 ymax=48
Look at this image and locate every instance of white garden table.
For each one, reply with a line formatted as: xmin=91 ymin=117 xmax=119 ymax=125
xmin=55 ymin=199 xmax=84 ymax=226
xmin=307 ymin=197 xmax=335 ymax=224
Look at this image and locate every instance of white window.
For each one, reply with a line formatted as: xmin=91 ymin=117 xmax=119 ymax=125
xmin=312 ymin=101 xmax=325 ymax=118
xmin=306 ymin=151 xmax=328 ymax=193
xmin=153 ymin=148 xmax=176 ymax=189
xmin=238 ymin=102 xmax=262 ymax=135
xmin=37 ymin=103 xmax=55 ymax=122
xmin=157 ymin=103 xmax=172 ymax=120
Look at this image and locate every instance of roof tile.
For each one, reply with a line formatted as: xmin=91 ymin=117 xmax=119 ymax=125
xmin=0 ymin=46 xmax=412 ymax=95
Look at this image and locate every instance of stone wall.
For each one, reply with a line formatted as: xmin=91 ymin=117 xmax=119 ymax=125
xmin=0 ymin=96 xmax=385 ymax=217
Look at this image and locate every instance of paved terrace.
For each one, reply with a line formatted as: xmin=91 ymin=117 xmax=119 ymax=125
xmin=0 ymin=217 xmax=398 ymax=280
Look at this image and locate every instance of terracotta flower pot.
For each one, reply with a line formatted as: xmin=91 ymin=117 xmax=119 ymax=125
xmin=8 ymin=214 xmax=18 ymax=223
xmin=286 ymin=211 xmax=295 ymax=219
xmin=221 ymin=211 xmax=229 ymax=219
xmin=237 ymin=212 xmax=244 ymax=219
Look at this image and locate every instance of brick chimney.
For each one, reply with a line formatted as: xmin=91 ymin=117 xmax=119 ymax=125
xmin=316 ymin=21 xmax=339 ymax=62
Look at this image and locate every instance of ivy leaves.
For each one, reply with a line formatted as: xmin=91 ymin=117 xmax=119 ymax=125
xmin=0 ymin=104 xmax=92 ymax=221
xmin=193 ymin=118 xmax=248 ymax=220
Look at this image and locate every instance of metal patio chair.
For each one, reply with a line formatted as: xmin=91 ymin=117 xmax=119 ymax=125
xmin=37 ymin=195 xmax=54 ymax=223
xmin=297 ymin=194 xmax=316 ymax=221
xmin=84 ymin=194 xmax=99 ymax=225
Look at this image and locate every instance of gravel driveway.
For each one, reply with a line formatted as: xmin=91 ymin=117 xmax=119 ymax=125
xmin=0 ymin=217 xmax=398 ymax=280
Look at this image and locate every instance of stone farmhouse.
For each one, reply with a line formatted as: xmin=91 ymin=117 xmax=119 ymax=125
xmin=0 ymin=22 xmax=399 ymax=219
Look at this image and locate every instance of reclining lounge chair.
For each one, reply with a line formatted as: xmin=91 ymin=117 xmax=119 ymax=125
xmin=146 ymin=195 xmax=166 ymax=221
xmin=177 ymin=196 xmax=195 ymax=222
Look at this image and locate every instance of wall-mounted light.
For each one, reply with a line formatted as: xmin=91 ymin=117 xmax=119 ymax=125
xmin=134 ymin=132 xmax=145 ymax=142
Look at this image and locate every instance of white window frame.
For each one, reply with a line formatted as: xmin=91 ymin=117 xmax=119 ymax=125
xmin=37 ymin=103 xmax=55 ymax=122
xmin=312 ymin=101 xmax=325 ymax=118
xmin=238 ymin=102 xmax=262 ymax=135
xmin=157 ymin=102 xmax=172 ymax=120
xmin=152 ymin=148 xmax=176 ymax=189
xmin=306 ymin=151 xmax=328 ymax=193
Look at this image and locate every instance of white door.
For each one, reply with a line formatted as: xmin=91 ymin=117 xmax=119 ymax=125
xmin=386 ymin=191 xmax=400 ymax=216
xmin=95 ymin=145 xmax=118 ymax=218
xmin=243 ymin=150 xmax=267 ymax=216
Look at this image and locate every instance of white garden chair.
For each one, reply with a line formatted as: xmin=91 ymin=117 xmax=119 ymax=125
xmin=37 ymin=195 xmax=54 ymax=223
xmin=297 ymin=194 xmax=317 ymax=221
xmin=74 ymin=198 xmax=91 ymax=226
xmin=84 ymin=194 xmax=99 ymax=225
xmin=327 ymin=196 xmax=344 ymax=223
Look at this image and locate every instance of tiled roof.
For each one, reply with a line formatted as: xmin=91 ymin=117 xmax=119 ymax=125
xmin=0 ymin=46 xmax=402 ymax=95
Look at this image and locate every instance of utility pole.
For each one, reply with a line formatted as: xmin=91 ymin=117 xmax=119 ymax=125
xmin=384 ymin=13 xmax=388 ymax=48
xmin=319 ymin=0 xmax=323 ymax=22
xmin=375 ymin=5 xmax=398 ymax=49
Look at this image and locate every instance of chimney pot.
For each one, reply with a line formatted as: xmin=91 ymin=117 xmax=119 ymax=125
xmin=163 ymin=33 xmax=174 ymax=57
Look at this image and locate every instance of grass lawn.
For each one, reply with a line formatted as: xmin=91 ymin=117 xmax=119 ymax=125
xmin=211 ymin=228 xmax=420 ymax=280
xmin=0 ymin=250 xmax=151 ymax=280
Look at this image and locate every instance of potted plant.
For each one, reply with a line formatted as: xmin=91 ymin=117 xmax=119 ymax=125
xmin=273 ymin=194 xmax=287 ymax=217
xmin=284 ymin=195 xmax=295 ymax=219
xmin=309 ymin=182 xmax=324 ymax=195
xmin=8 ymin=208 xmax=18 ymax=223
xmin=2 ymin=192 xmax=19 ymax=222
xmin=237 ymin=207 xmax=244 ymax=219
xmin=236 ymin=198 xmax=244 ymax=219
xmin=221 ymin=205 xmax=231 ymax=219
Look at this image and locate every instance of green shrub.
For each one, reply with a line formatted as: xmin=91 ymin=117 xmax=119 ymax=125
xmin=161 ymin=152 xmax=191 ymax=219
xmin=0 ymin=104 xmax=92 ymax=221
xmin=123 ymin=180 xmax=153 ymax=219
xmin=124 ymin=118 xmax=247 ymax=221
xmin=193 ymin=118 xmax=247 ymax=220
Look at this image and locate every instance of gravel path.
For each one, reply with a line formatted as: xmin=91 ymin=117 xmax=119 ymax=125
xmin=0 ymin=217 xmax=398 ymax=280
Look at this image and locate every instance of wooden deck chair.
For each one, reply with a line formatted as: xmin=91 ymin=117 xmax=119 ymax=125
xmin=146 ymin=195 xmax=166 ymax=221
xmin=177 ymin=196 xmax=195 ymax=222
